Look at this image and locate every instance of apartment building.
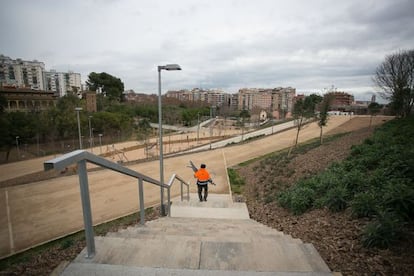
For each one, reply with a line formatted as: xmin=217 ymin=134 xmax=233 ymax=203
xmin=271 ymin=87 xmax=296 ymax=119
xmin=238 ymin=88 xmax=272 ymax=111
xmin=238 ymin=87 xmax=296 ymax=119
xmin=1 ymin=55 xmax=82 ymax=97
xmin=0 ymin=55 xmax=45 ymax=90
xmin=166 ymin=88 xmax=227 ymax=106
xmin=326 ymin=91 xmax=355 ymax=109
xmin=44 ymin=70 xmax=82 ymax=97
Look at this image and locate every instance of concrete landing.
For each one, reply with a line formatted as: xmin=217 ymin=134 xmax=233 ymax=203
xmin=170 ymin=193 xmax=250 ymax=219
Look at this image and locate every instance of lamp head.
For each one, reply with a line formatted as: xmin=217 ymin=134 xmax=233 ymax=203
xmin=158 ymin=64 xmax=182 ymax=71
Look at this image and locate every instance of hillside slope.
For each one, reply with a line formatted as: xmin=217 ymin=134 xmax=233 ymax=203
xmin=237 ymin=122 xmax=414 ymax=275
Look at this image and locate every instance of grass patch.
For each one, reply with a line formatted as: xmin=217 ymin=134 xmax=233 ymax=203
xmin=228 ymin=168 xmax=246 ymax=194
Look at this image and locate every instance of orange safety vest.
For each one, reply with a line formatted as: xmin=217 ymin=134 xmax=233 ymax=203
xmin=194 ymin=168 xmax=211 ymax=184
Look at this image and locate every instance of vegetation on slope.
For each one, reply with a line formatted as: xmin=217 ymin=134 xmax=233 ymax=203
xmin=232 ymin=117 xmax=414 ymax=274
xmin=278 ymin=117 xmax=414 ymax=248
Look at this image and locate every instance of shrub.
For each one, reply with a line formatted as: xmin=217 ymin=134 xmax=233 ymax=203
xmin=59 ymin=239 xmax=74 ymax=250
xmin=351 ymin=191 xmax=379 ymax=218
xmin=320 ymin=185 xmax=349 ymax=212
xmin=361 ymin=211 xmax=405 ymax=249
xmin=381 ymin=179 xmax=414 ymax=221
xmin=278 ymin=186 xmax=315 ymax=215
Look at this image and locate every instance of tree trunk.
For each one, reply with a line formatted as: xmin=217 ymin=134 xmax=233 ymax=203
xmin=294 ymin=118 xmax=302 ymax=147
xmin=319 ymin=125 xmax=323 ymax=145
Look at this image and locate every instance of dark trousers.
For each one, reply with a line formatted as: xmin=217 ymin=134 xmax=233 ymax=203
xmin=197 ymin=184 xmax=208 ymax=201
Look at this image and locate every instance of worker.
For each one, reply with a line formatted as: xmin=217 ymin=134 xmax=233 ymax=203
xmin=194 ymin=163 xmax=215 ymax=202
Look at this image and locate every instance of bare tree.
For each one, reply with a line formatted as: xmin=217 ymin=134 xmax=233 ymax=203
xmin=373 ymin=49 xmax=414 ymax=117
xmin=318 ymin=94 xmax=332 ymax=144
xmin=368 ymin=102 xmax=382 ymax=127
xmin=292 ymin=94 xmax=322 ymax=147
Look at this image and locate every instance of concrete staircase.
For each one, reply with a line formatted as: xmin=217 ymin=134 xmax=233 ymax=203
xmin=59 ymin=194 xmax=334 ymax=275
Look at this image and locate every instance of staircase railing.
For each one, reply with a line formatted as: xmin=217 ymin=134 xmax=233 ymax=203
xmin=43 ymin=150 xmax=189 ymax=258
xmin=165 ymin=173 xmax=190 ymax=216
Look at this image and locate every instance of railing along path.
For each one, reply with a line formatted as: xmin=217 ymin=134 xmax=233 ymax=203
xmin=44 ymin=150 xmax=189 ymax=258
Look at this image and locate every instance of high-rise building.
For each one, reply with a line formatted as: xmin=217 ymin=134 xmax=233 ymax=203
xmin=238 ymin=87 xmax=296 ymax=118
xmin=1 ymin=55 xmax=82 ymax=97
xmin=44 ymin=70 xmax=82 ymax=97
xmin=0 ymin=55 xmax=45 ymax=90
xmin=326 ymin=91 xmax=354 ymax=107
xmin=166 ymin=88 xmax=228 ymax=106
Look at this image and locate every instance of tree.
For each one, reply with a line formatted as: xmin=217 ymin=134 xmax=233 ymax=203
xmin=54 ymin=95 xmax=83 ymax=139
xmin=318 ymin=94 xmax=332 ymax=145
xmin=0 ymin=94 xmax=7 ymax=113
xmin=136 ymin=118 xmax=151 ymax=142
xmin=292 ymin=94 xmax=322 ymax=147
xmin=373 ymin=49 xmax=414 ymax=117
xmin=368 ymin=102 xmax=382 ymax=127
xmin=0 ymin=113 xmax=11 ymax=161
xmin=86 ymin=72 xmax=125 ymax=102
xmin=0 ymin=112 xmax=37 ymax=161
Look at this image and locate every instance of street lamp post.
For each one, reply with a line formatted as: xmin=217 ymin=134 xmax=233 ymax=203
xmin=158 ymin=63 xmax=181 ymax=216
xmin=197 ymin=112 xmax=200 ymax=143
xmin=88 ymin=116 xmax=93 ymax=152
xmin=98 ymin=134 xmax=103 ymax=154
xmin=16 ymin=136 xmax=20 ymax=160
xmin=75 ymin=107 xmax=83 ymax=149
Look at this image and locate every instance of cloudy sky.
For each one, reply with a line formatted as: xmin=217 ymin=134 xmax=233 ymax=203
xmin=1 ymin=0 xmax=413 ymax=100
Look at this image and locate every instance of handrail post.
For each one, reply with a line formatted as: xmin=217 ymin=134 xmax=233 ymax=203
xmin=187 ymin=182 xmax=190 ymax=201
xmin=167 ymin=187 xmax=171 ymax=217
xmin=138 ymin=178 xmax=145 ymax=225
xmin=180 ymin=182 xmax=183 ymax=201
xmin=77 ymin=160 xmax=95 ymax=258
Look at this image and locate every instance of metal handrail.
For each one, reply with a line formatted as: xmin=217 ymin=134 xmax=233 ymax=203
xmin=43 ymin=150 xmax=189 ymax=258
xmin=165 ymin=173 xmax=190 ymax=216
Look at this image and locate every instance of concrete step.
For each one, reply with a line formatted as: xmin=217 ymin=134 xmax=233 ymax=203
xmin=107 ymin=217 xmax=300 ymax=238
xmin=170 ymin=193 xmax=250 ymax=220
xmin=72 ymin=236 xmax=330 ymax=273
xmin=61 ymin=262 xmax=335 ymax=276
xmin=105 ymin=230 xmax=302 ymax=244
xmin=171 ymin=193 xmax=235 ymax=207
xmin=106 ymin=219 xmax=302 ymax=244
xmin=170 ymin=204 xmax=250 ymax=219
xmin=142 ymin=217 xmax=290 ymax=237
xmin=199 ymin=240 xmax=331 ymax=272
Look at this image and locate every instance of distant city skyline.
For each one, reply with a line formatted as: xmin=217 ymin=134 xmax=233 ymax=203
xmin=1 ymin=0 xmax=413 ymax=102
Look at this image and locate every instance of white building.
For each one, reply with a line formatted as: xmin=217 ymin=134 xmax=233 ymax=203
xmin=44 ymin=70 xmax=82 ymax=97
xmin=1 ymin=55 xmax=82 ymax=97
xmin=0 ymin=55 xmax=45 ymax=90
